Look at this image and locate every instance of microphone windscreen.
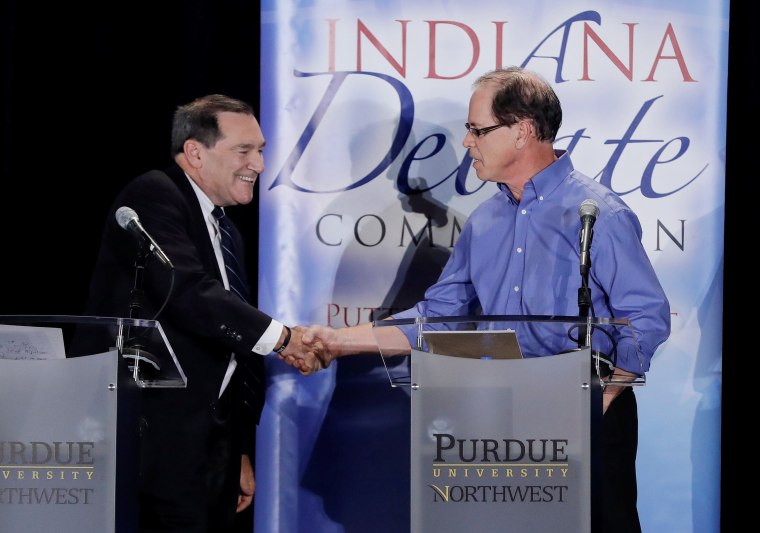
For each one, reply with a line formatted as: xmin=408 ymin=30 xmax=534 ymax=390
xmin=578 ymin=199 xmax=599 ymax=218
xmin=115 ymin=206 xmax=138 ymax=230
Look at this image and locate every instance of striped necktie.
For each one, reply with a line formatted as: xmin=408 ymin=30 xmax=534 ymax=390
xmin=211 ymin=207 xmax=264 ymax=419
xmin=212 ymin=206 xmax=250 ymax=302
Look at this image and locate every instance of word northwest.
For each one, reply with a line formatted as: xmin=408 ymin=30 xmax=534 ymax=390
xmin=429 ymin=484 xmax=568 ymax=503
xmin=0 ymin=487 xmax=94 ymax=504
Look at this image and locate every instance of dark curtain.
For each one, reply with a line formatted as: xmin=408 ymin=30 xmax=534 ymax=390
xmin=0 ymin=0 xmax=261 ymax=317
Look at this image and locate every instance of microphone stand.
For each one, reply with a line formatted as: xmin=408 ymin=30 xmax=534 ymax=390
xmin=577 ymin=275 xmax=591 ymax=348
xmin=128 ymin=242 xmax=150 ymax=322
xmin=578 ymin=248 xmax=609 ymax=383
xmin=118 ymin=241 xmax=160 ymax=379
xmin=577 ymin=200 xmax=598 ymax=350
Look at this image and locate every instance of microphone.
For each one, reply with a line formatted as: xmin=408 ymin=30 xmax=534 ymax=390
xmin=578 ymin=199 xmax=599 ymax=277
xmin=115 ymin=206 xmax=175 ymax=269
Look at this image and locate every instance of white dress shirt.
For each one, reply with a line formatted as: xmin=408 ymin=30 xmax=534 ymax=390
xmin=186 ymin=175 xmax=282 ymax=396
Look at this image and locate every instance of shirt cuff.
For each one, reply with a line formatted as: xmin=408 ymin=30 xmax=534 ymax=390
xmin=252 ymin=320 xmax=284 ymax=355
xmin=611 ymin=340 xmax=646 ymax=375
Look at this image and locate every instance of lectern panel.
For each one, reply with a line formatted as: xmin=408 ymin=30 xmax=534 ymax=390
xmin=410 ymin=349 xmax=594 ymax=532
xmin=0 ymin=353 xmax=134 ymax=532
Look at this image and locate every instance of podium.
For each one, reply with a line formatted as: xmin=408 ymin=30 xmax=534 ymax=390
xmin=0 ymin=315 xmax=186 ymax=533
xmin=372 ymin=315 xmax=638 ymax=533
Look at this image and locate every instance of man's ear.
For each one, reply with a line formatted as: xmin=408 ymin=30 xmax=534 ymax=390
xmin=184 ymin=140 xmax=203 ymax=168
xmin=515 ymin=119 xmax=534 ymax=149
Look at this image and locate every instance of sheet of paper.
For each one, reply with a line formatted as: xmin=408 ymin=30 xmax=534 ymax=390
xmin=0 ymin=325 xmax=66 ymax=360
xmin=422 ymin=329 xmax=523 ymax=359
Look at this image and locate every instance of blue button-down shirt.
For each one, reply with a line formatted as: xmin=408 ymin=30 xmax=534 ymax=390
xmin=394 ymin=151 xmax=671 ymax=375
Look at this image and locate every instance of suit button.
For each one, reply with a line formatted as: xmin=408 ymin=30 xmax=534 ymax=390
xmin=236 ymin=334 xmax=242 ymax=341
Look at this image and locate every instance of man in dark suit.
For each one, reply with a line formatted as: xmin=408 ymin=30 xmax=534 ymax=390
xmin=80 ymin=94 xmax=311 ymax=532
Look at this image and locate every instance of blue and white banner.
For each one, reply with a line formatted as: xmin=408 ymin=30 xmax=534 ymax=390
xmin=257 ymin=1 xmax=726 ymax=531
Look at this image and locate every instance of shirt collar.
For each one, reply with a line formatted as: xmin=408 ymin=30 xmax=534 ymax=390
xmin=497 ymin=149 xmax=573 ymax=203
xmin=185 ymin=173 xmax=217 ymax=223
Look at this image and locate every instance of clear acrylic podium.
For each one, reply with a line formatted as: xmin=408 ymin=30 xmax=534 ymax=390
xmin=0 ymin=315 xmax=186 ymax=533
xmin=371 ymin=315 xmax=639 ymax=533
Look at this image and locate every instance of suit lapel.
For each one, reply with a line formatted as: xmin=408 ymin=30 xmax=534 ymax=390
xmin=164 ymin=163 xmax=225 ymax=283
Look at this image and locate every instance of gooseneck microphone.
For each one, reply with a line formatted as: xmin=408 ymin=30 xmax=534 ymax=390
xmin=115 ymin=206 xmax=175 ymax=269
xmin=578 ymin=199 xmax=599 ymax=278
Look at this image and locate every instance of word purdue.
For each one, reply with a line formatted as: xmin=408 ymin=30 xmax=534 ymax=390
xmin=0 ymin=441 xmax=95 ymax=465
xmin=434 ymin=434 xmax=568 ymax=463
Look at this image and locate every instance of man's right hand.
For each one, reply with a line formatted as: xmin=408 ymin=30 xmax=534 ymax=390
xmin=278 ymin=325 xmax=335 ymax=375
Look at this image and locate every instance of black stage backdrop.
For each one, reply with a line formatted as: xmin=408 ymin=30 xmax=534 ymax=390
xmin=1 ymin=1 xmax=752 ymax=529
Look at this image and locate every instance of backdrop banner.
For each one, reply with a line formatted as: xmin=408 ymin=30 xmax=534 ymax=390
xmin=257 ymin=1 xmax=726 ymax=531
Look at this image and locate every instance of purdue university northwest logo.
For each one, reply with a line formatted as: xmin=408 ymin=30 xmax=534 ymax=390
xmin=0 ymin=441 xmax=96 ymax=505
xmin=429 ymin=433 xmax=571 ymax=503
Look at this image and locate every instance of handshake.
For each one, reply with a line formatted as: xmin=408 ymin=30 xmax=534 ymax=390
xmin=275 ymin=321 xmax=411 ymax=375
xmin=277 ymin=325 xmax=339 ymax=376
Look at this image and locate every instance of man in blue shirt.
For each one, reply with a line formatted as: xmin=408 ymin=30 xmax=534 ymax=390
xmin=285 ymin=67 xmax=671 ymax=533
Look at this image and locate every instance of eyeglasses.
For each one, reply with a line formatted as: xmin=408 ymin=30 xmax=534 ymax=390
xmin=465 ymin=123 xmax=505 ymax=137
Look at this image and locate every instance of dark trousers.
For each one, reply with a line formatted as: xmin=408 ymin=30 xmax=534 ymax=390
xmin=138 ymin=379 xmax=243 ymax=533
xmin=601 ymin=387 xmax=641 ymax=533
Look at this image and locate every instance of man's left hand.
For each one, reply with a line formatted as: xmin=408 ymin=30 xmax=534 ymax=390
xmin=237 ymin=454 xmax=255 ymax=512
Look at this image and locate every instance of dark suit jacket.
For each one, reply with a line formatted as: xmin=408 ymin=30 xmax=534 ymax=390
xmin=80 ymin=162 xmax=269 ymax=507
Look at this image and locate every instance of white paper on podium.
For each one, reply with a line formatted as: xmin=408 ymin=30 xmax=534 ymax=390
xmin=0 ymin=325 xmax=66 ymax=360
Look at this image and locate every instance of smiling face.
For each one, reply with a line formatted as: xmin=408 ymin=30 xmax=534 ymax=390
xmin=191 ymin=111 xmax=266 ymax=207
xmin=462 ymin=83 xmax=521 ymax=186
